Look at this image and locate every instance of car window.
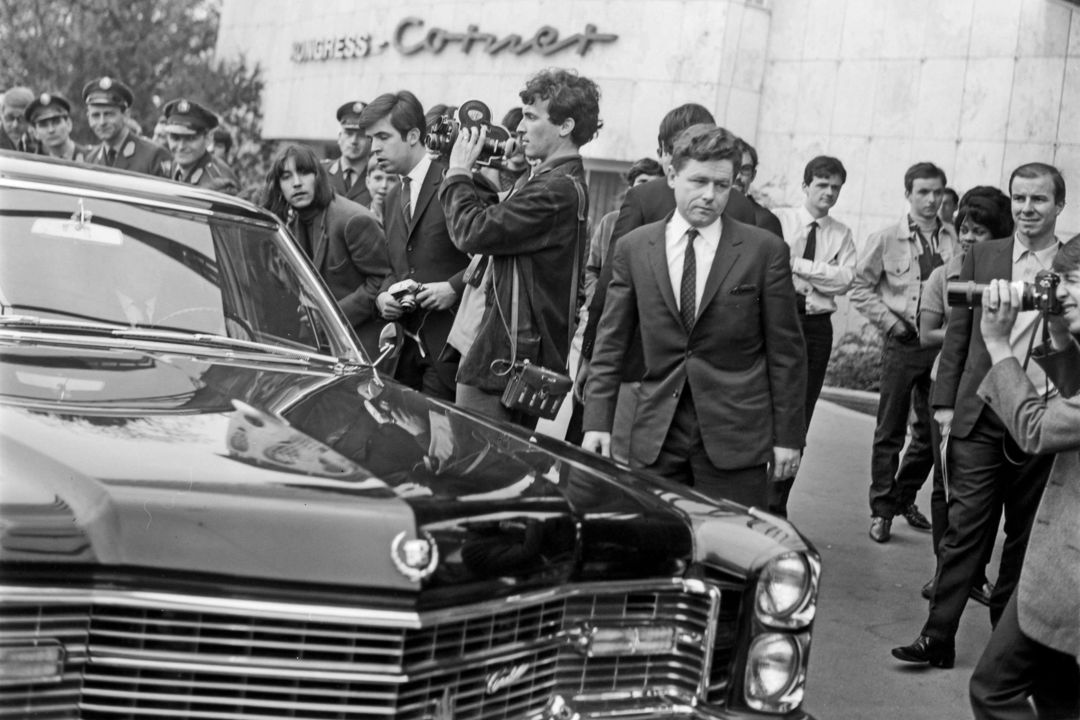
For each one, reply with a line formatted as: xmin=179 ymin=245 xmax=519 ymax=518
xmin=0 ymin=188 xmax=362 ymax=362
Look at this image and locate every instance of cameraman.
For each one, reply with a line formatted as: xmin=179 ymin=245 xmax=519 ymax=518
xmin=969 ymin=238 xmax=1080 ymax=719
xmin=438 ymin=69 xmax=599 ymax=427
xmin=893 ymin=163 xmax=1066 ymax=669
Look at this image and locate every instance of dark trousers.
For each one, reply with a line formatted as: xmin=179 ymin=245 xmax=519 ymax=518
xmin=769 ymin=312 xmax=832 ymax=517
xmin=929 ymin=399 xmax=998 ymax=583
xmin=648 ymin=385 xmax=769 ymax=508
xmin=923 ymin=411 xmax=1052 ymax=640
xmin=970 ymin=591 xmax=1080 ymax=720
xmin=869 ymin=335 xmax=938 ymax=518
xmin=395 ymin=336 xmax=458 ymax=402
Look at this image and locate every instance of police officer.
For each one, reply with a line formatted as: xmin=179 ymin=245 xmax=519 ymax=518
xmin=161 ymin=98 xmax=239 ymax=195
xmin=24 ymin=93 xmax=89 ymax=162
xmin=324 ymin=100 xmax=372 ymax=206
xmin=83 ymin=77 xmax=171 ymax=177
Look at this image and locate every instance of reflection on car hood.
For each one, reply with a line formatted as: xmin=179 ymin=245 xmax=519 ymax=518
xmin=0 ymin=341 xmax=806 ymax=602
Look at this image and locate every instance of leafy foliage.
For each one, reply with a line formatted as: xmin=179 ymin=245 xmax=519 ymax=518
xmin=824 ymin=325 xmax=884 ymax=392
xmin=0 ymin=0 xmax=269 ymax=196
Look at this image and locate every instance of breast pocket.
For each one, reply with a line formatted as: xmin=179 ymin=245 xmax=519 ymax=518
xmin=883 ymin=249 xmax=910 ymax=278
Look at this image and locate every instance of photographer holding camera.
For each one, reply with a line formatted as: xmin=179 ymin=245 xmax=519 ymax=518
xmin=968 ymin=237 xmax=1080 ymax=719
xmin=363 ymin=91 xmax=471 ymax=402
xmin=893 ymin=163 xmax=1067 ymax=670
xmin=438 ymin=68 xmax=599 ymax=427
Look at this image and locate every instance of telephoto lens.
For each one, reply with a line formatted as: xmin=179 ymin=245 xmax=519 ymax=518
xmin=945 ymin=270 xmax=1061 ymax=314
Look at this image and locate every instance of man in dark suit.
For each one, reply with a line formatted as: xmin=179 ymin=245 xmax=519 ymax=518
xmin=575 ymin=104 xmax=770 ymax=456
xmin=363 ymin=91 xmax=469 ymax=401
xmin=82 ymin=77 xmax=171 ymax=178
xmin=581 ymin=125 xmax=806 ymax=507
xmin=734 ymin=141 xmax=783 ymax=238
xmin=324 ymin=101 xmax=373 ymax=208
xmin=892 ymin=162 xmax=1065 ymax=668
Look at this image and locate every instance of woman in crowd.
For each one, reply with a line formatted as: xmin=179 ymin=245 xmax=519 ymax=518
xmin=918 ymin=186 xmax=1014 ymax=605
xmin=261 ymin=143 xmax=392 ymax=357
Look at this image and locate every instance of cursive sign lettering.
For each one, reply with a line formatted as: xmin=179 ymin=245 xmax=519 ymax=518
xmin=393 ymin=18 xmax=617 ymax=57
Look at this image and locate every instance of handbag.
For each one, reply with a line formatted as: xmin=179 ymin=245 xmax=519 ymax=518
xmin=496 ymin=177 xmax=586 ymax=420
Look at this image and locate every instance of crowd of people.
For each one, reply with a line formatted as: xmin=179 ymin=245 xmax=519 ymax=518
xmin=3 ymin=66 xmax=1078 ymax=718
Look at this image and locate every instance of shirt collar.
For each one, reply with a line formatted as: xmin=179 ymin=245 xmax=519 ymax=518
xmin=1012 ymin=234 xmax=1059 ymax=265
xmin=797 ymin=204 xmax=828 ymax=230
xmin=669 ymin=210 xmax=722 ymax=246
xmin=406 ymin=152 xmax=432 ymax=186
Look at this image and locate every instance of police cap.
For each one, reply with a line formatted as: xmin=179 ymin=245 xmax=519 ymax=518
xmin=162 ymin=98 xmax=219 ymax=136
xmin=336 ymin=100 xmax=368 ymax=130
xmin=25 ymin=93 xmax=72 ymax=124
xmin=82 ymin=77 xmax=134 ymax=109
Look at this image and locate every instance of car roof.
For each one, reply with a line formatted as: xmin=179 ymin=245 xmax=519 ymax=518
xmin=0 ymin=149 xmax=274 ymax=225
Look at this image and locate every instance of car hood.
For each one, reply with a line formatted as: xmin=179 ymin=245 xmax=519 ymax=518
xmin=0 ymin=341 xmax=808 ymax=602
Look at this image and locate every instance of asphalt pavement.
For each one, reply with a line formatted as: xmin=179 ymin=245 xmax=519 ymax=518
xmin=790 ymin=399 xmax=997 ymax=720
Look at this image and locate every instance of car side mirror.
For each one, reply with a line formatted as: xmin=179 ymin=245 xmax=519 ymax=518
xmin=373 ymin=322 xmax=403 ymax=368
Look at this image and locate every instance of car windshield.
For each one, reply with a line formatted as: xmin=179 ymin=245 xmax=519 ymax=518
xmin=0 ymin=187 xmax=364 ymax=363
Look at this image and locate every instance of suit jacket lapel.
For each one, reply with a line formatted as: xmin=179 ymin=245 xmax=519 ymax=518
xmin=408 ymin=162 xmax=441 ymax=237
xmin=697 ymin=219 xmax=742 ymax=316
xmin=648 ymin=226 xmax=681 ymax=327
xmin=311 ymin=205 xmax=330 ymax=271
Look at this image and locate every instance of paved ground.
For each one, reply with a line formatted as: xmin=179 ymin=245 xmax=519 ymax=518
xmin=791 ymin=400 xmax=997 ymax=720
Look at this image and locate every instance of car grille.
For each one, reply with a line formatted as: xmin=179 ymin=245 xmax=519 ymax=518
xmin=1 ymin=581 xmax=739 ymax=720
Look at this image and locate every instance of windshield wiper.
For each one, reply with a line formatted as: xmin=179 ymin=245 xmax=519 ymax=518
xmin=109 ymin=327 xmax=340 ymax=366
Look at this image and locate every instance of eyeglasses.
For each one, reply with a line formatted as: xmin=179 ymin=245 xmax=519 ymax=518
xmin=2 ymin=113 xmax=25 ymax=124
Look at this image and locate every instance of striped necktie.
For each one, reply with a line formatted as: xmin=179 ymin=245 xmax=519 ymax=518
xmin=401 ymin=175 xmax=412 ymax=222
xmin=680 ymin=228 xmax=699 ymax=331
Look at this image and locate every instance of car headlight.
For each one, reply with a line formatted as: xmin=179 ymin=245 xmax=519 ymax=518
xmin=755 ymin=551 xmax=818 ymax=629
xmin=744 ymin=632 xmax=807 ymax=713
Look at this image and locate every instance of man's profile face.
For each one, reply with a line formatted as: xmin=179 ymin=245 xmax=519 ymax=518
xmin=518 ymin=97 xmax=564 ymax=162
xmin=87 ymin=105 xmax=127 ymax=143
xmin=338 ymin=127 xmax=370 ymax=162
xmin=366 ymin=115 xmax=418 ymax=175
xmin=2 ymin=101 xmax=29 ymax=142
xmin=1010 ymin=173 xmax=1063 ymax=242
xmin=804 ymin=174 xmax=844 ymax=216
xmin=905 ymin=177 xmax=945 ymax=222
xmin=733 ymin=150 xmax=755 ymax=194
xmin=668 ymin=157 xmax=734 ymax=228
xmin=33 ymin=113 xmax=73 ymax=150
xmin=168 ymin=131 xmax=208 ymax=170
xmin=1055 ymin=266 xmax=1080 ymax=334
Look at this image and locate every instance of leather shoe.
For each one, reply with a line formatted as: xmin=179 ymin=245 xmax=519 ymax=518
xmin=970 ymin=580 xmax=994 ymax=607
xmin=891 ymin=635 xmax=955 ymax=668
xmin=869 ymin=516 xmax=891 ymax=543
xmin=921 ymin=579 xmax=934 ymax=600
xmin=902 ymin=504 xmax=932 ymax=531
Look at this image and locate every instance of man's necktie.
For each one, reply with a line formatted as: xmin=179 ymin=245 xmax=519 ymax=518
xmin=401 ymin=175 xmax=412 ymax=222
xmin=796 ymin=221 xmax=819 ymax=314
xmin=343 ymin=168 xmax=354 ymax=191
xmin=680 ymin=228 xmax=699 ymax=332
xmin=105 ymin=147 xmax=117 ymax=167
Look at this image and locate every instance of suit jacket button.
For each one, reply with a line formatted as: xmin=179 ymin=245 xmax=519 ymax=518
xmin=407 ymin=244 xmax=413 ymax=252
xmin=672 ymin=390 xmax=679 ymax=397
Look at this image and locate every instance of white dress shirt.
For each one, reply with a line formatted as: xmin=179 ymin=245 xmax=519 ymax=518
xmin=666 ymin=212 xmax=721 ymax=315
xmin=402 ymin=152 xmax=431 ymax=218
xmin=774 ymin=205 xmax=856 ymax=315
xmin=1009 ymin=235 xmax=1060 ymax=394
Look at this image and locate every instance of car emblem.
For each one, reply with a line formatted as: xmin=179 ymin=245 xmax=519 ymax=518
xmin=178 ymin=100 xmax=190 ymax=113
xmin=391 ymin=530 xmax=438 ymax=581
xmin=485 ymin=662 xmax=531 ymax=694
xmin=100 ymin=77 xmax=112 ymax=89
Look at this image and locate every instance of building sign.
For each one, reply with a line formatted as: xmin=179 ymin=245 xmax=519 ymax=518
xmin=291 ymin=17 xmax=618 ymax=63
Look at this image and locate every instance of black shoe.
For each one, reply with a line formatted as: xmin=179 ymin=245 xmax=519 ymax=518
xmin=902 ymin=504 xmax=932 ymax=531
xmin=970 ymin=580 xmax=994 ymax=607
xmin=891 ymin=635 xmax=955 ymax=668
xmin=921 ymin=579 xmax=934 ymax=600
xmin=869 ymin=516 xmax=891 ymax=543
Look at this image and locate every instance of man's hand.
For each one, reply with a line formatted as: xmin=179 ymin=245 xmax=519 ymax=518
xmin=980 ymin=280 xmax=1021 ymax=363
xmin=448 ymin=125 xmax=487 ymax=174
xmin=934 ymin=408 xmax=954 ymax=437
xmin=417 ymin=282 xmax=457 ymax=310
xmin=574 ymin=358 xmax=590 ymax=402
xmin=888 ymin=319 xmax=916 ymax=341
xmin=377 ymin=292 xmax=404 ymax=320
xmin=772 ymin=446 xmax=801 ymax=481
xmin=581 ymin=431 xmax=611 ymax=457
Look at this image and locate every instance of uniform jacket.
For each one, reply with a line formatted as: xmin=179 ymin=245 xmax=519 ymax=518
xmin=294 ymin=195 xmax=392 ymax=357
xmin=850 ymin=215 xmax=957 ymax=333
xmin=580 ymin=179 xmax=761 ymax=364
xmin=977 ymin=342 xmax=1080 ymax=657
xmin=36 ymin=143 xmax=91 ymax=163
xmin=439 ymin=155 xmax=587 ymax=392
xmin=582 ymin=213 xmax=807 ymax=470
xmin=930 ymin=236 xmax=1014 ymax=438
xmin=173 ymin=151 xmax=239 ymax=195
xmin=382 ymin=158 xmax=469 ymax=360
xmin=324 ymin=157 xmax=372 ymax=207
xmin=87 ymin=132 xmax=171 ymax=178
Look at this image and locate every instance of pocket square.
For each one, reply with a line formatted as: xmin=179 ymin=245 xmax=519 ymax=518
xmin=730 ymin=284 xmax=758 ymax=295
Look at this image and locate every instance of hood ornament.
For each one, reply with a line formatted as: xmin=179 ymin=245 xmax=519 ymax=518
xmin=391 ymin=530 xmax=439 ymax=581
